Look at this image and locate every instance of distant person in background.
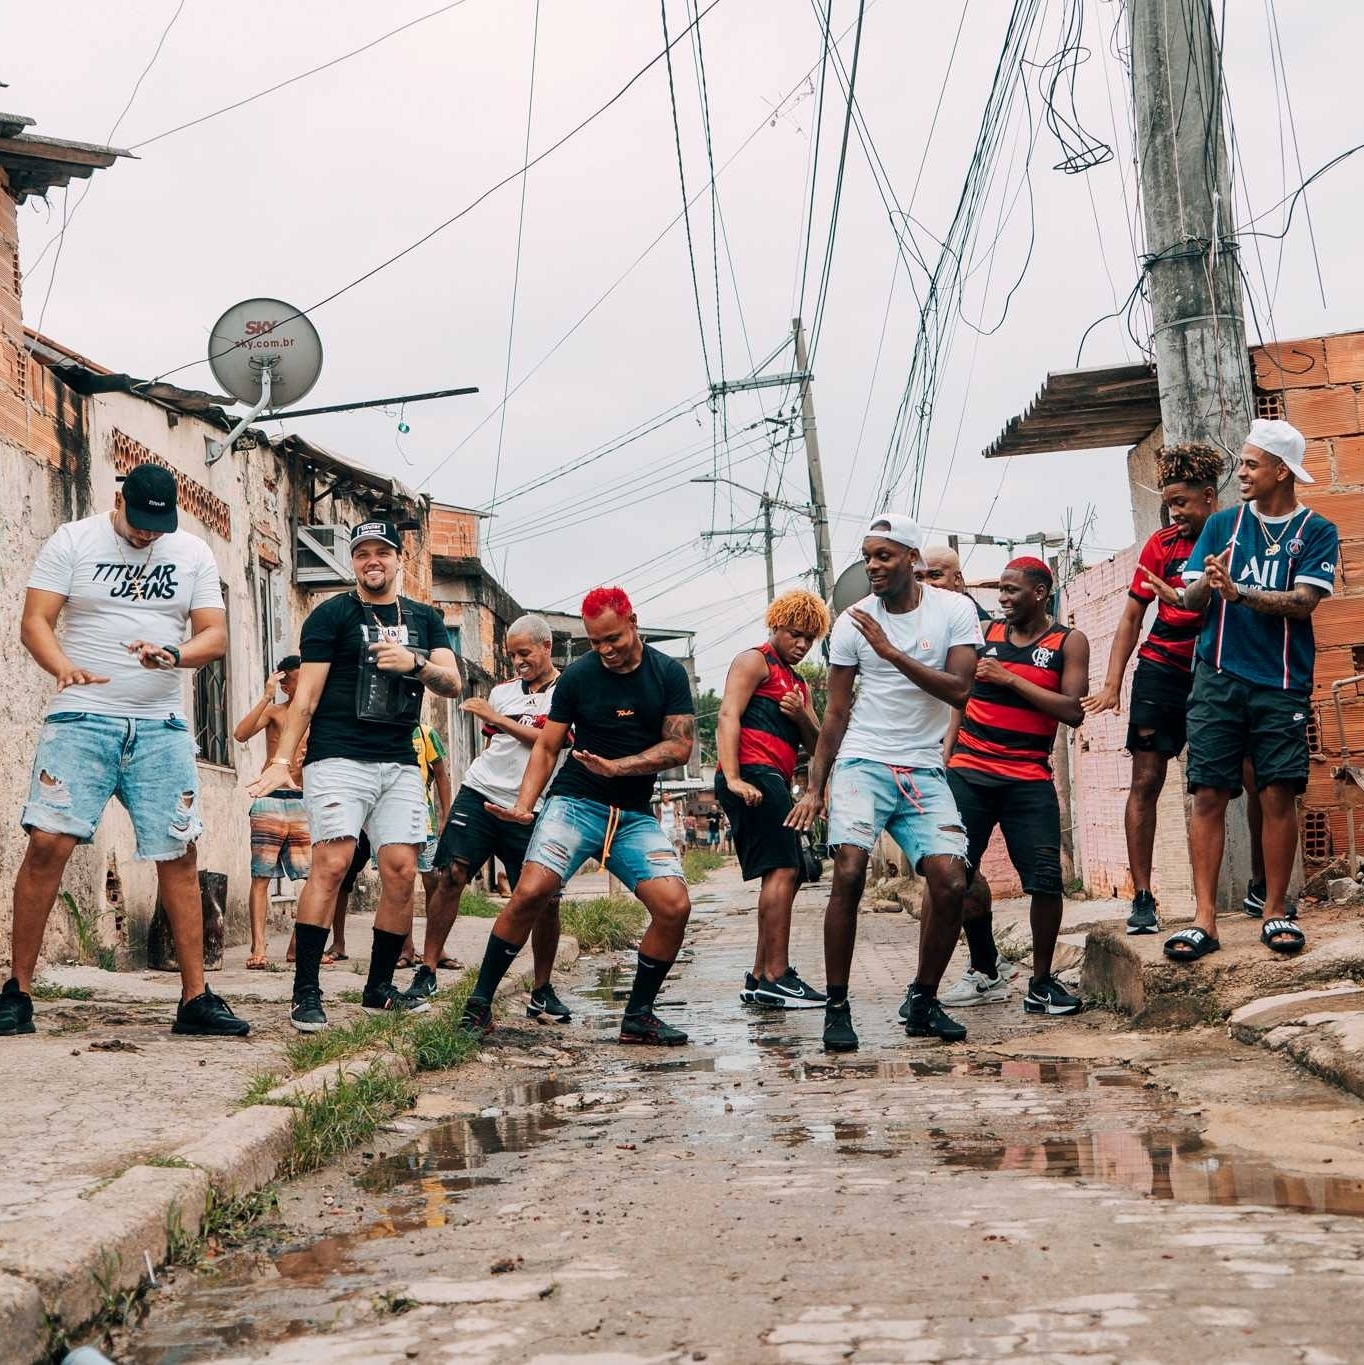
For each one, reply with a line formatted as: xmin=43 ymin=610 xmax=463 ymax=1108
xmin=397 ymin=721 xmax=451 ymax=969
xmin=917 ymin=545 xmax=992 ymax=622
xmin=684 ymin=812 xmax=698 ymax=847
xmin=659 ymin=793 xmax=685 ymax=861
xmin=235 ymin=656 xmax=309 ymax=970
xmin=706 ymin=811 xmax=720 ymax=849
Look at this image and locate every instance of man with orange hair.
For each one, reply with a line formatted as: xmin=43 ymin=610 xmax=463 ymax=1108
xmin=717 ymin=589 xmax=830 ymax=1008
xmin=464 ymin=587 xmax=697 ymax=1046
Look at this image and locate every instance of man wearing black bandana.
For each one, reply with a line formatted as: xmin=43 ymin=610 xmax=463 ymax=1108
xmin=249 ymin=520 xmax=461 ymax=1033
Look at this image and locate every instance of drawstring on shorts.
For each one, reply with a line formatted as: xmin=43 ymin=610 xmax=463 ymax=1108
xmin=886 ymin=765 xmax=926 ymax=814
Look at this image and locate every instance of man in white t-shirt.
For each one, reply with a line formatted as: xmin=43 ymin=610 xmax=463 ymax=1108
xmin=408 ymin=614 xmax=572 ymax=1021
xmin=0 ymin=465 xmax=250 ymax=1040
xmin=787 ymin=513 xmax=981 ymax=1053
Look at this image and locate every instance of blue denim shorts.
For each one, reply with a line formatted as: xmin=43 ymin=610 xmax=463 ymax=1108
xmin=525 ymin=796 xmax=685 ymax=891
xmin=826 ymin=757 xmax=968 ymax=871
xmin=22 ymin=711 xmax=201 ymax=861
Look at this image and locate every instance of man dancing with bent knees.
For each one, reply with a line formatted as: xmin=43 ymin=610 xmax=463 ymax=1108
xmin=462 ymin=587 xmax=697 ymax=1046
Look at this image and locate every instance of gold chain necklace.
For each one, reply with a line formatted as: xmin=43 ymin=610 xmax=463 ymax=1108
xmin=1251 ymin=504 xmax=1304 ymax=558
xmin=109 ymin=513 xmax=156 ymax=601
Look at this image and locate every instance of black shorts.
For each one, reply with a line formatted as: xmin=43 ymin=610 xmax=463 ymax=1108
xmin=716 ymin=765 xmax=804 ymax=883
xmin=1126 ymin=658 xmax=1192 ymax=757
xmin=432 ymin=784 xmax=535 ymax=887
xmin=946 ymin=768 xmax=1063 ymax=896
xmin=1185 ymin=665 xmax=1310 ymax=796
xmin=340 ymin=831 xmax=372 ymax=893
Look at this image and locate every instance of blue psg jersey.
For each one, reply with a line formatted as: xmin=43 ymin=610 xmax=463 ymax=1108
xmin=1183 ymin=503 xmax=1338 ymax=694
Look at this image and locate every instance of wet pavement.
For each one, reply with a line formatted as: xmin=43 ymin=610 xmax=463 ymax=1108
xmin=112 ymin=875 xmax=1364 ymax=1364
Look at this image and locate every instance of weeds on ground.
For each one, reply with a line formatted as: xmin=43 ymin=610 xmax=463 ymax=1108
xmin=682 ymin=848 xmax=726 ymax=884
xmin=29 ymin=980 xmax=94 ymax=1001
xmin=59 ymin=891 xmax=116 ymax=970
xmin=407 ymin=971 xmax=479 ymax=1071
xmin=283 ymin=1011 xmax=401 ymax=1073
xmin=284 ymin=1065 xmax=416 ymax=1177
xmin=460 ymin=886 xmax=501 ymax=918
xmin=240 ymin=1070 xmax=283 ymax=1106
xmin=560 ymin=896 xmax=646 ymax=952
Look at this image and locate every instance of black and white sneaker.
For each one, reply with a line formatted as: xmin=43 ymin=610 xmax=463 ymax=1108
xmin=174 ymin=989 xmax=250 ymax=1037
xmin=408 ymin=963 xmax=438 ymax=999
xmin=289 ymin=986 xmax=328 ymax=1034
xmin=1243 ymin=879 xmax=1266 ymax=917
xmin=739 ymin=972 xmax=760 ymax=1005
xmin=903 ymin=991 xmax=967 ymax=1042
xmin=527 ymin=982 xmax=572 ymax=1023
xmin=362 ymin=982 xmax=430 ymax=1015
xmin=751 ymin=968 xmax=827 ymax=1010
xmin=1023 ymin=974 xmax=1083 ymax=1016
xmin=1126 ymin=889 xmax=1159 ymax=935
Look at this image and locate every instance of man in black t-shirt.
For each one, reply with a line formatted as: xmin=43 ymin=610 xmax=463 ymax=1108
xmin=248 ymin=520 xmax=461 ymax=1034
xmin=461 ymin=585 xmax=696 ymax=1046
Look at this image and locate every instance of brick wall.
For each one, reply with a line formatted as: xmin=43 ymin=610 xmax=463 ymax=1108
xmin=429 ymin=503 xmax=480 ymax=559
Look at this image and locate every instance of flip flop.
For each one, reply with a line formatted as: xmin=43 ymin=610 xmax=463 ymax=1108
xmin=1262 ymin=918 xmax=1306 ymax=955
xmin=1163 ymin=927 xmax=1221 ymax=962
xmin=396 ymin=955 xmax=415 ymax=970
xmin=330 ymin=952 xmax=349 ymax=961
xmin=320 ymin=952 xmax=339 ymax=966
xmin=437 ymin=957 xmax=463 ymax=970
xmin=245 ymin=956 xmax=270 ymax=970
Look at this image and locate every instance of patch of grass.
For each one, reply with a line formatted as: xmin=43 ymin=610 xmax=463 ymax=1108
xmin=459 ymin=885 xmax=501 ymax=918
xmin=337 ymin=989 xmax=363 ymax=1004
xmin=59 ymin=890 xmax=111 ymax=969
xmin=284 ymin=1065 xmax=415 ymax=1177
xmin=144 ymin=1154 xmax=193 ymax=1169
xmin=560 ymin=896 xmax=646 ymax=952
xmin=241 ymin=1070 xmax=283 ymax=1106
xmin=283 ymin=1011 xmax=399 ymax=1073
xmin=682 ymin=848 xmax=726 ymax=884
xmin=202 ymin=1184 xmax=280 ymax=1243
xmin=29 ymin=980 xmax=94 ymax=1001
xmin=407 ymin=972 xmax=479 ymax=1071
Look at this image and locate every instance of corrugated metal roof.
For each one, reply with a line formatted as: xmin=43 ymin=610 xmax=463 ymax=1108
xmin=982 ymin=362 xmax=1160 ymax=460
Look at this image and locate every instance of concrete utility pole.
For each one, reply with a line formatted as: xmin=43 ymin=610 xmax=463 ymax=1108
xmin=695 ymin=476 xmax=812 ymax=604
xmin=792 ymin=317 xmax=835 ymax=599
xmin=1129 ymin=0 xmax=1254 ymax=503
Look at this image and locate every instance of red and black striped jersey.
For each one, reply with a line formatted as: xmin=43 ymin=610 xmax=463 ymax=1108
xmin=950 ymin=620 xmax=1071 ymax=785
xmin=1130 ymin=524 xmax=1201 ymax=674
xmin=736 ymin=643 xmax=809 ymax=783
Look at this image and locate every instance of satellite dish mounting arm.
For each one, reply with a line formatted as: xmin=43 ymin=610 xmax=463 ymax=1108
xmin=207 ymin=358 xmax=276 ymax=466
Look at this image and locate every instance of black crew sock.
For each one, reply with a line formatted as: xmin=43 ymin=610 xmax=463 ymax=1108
xmin=365 ymin=928 xmax=407 ymax=995
xmin=964 ymin=913 xmax=1000 ymax=977
xmin=624 ymin=951 xmax=673 ymax=1017
xmin=826 ymin=984 xmax=849 ymax=1008
xmin=471 ymin=932 xmax=521 ymax=1004
xmin=293 ymin=923 xmax=330 ymax=997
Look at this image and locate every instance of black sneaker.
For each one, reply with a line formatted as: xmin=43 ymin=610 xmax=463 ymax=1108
xmin=173 ymin=989 xmax=250 ymax=1037
xmin=1243 ymin=879 xmax=1266 ymax=917
xmin=1126 ymin=889 xmax=1159 ymax=935
xmin=822 ymin=1001 xmax=859 ymax=1053
xmin=290 ymin=986 xmax=328 ymax=1034
xmin=362 ymin=982 xmax=431 ymax=1015
xmin=904 ymin=992 xmax=967 ymax=1043
xmin=752 ymin=968 xmax=827 ymax=1010
xmin=460 ymin=997 xmax=494 ymax=1037
xmin=0 ymin=979 xmax=35 ymax=1037
xmin=1023 ymin=974 xmax=1083 ymax=1017
xmin=408 ymin=963 xmax=438 ymax=999
xmin=619 ymin=1011 xmax=689 ymax=1046
xmin=739 ymin=972 xmax=760 ymax=1005
xmin=527 ymin=982 xmax=572 ymax=1023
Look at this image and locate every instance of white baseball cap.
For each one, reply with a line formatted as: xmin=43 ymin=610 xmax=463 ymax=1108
xmin=1246 ymin=418 xmax=1312 ymax=484
xmin=865 ymin=512 xmax=923 ymax=550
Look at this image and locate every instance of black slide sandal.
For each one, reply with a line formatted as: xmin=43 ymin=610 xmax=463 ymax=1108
xmin=1163 ymin=927 xmax=1221 ymax=962
xmin=1261 ymin=918 xmax=1306 ymax=955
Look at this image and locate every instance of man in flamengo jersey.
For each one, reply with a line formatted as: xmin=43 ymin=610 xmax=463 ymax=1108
xmin=787 ymin=513 xmax=981 ymax=1052
xmin=939 ymin=557 xmax=1089 ymax=1016
xmin=463 ymin=587 xmax=696 ymax=1045
xmin=410 ymin=614 xmax=572 ymax=1022
xmin=716 ymin=588 xmax=830 ymax=1009
xmin=1164 ymin=419 xmax=1337 ymax=964
xmin=1081 ymin=442 xmax=1222 ymax=936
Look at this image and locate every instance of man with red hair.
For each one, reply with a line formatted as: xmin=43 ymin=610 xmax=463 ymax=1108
xmin=463 ymin=586 xmax=697 ymax=1045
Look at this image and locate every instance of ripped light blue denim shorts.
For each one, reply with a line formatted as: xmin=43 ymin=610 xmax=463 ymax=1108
xmin=826 ymin=757 xmax=968 ymax=871
xmin=525 ymin=796 xmax=685 ymax=891
xmin=22 ymin=711 xmax=201 ymax=861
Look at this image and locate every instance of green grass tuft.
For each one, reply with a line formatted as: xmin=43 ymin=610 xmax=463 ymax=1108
xmin=283 ymin=1011 xmax=400 ymax=1073
xmin=240 ymin=1070 xmax=284 ymax=1106
xmin=29 ymin=981 xmax=94 ymax=1001
xmin=682 ymin=848 xmax=726 ymax=884
xmin=459 ymin=885 xmax=501 ymax=918
xmin=406 ymin=971 xmax=479 ymax=1071
xmin=560 ymin=896 xmax=646 ymax=952
xmin=284 ymin=1065 xmax=415 ymax=1177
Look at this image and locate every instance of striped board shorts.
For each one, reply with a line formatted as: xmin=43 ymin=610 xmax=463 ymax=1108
xmin=249 ymin=790 xmax=312 ymax=881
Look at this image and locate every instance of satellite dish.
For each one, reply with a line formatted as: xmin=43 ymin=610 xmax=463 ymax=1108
xmin=208 ymin=298 xmax=323 ymax=409
xmin=830 ymin=561 xmax=869 ymax=617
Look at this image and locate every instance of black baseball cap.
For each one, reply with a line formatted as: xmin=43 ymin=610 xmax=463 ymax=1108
xmin=350 ymin=519 xmax=403 ymax=552
xmin=121 ymin=464 xmax=179 ymax=532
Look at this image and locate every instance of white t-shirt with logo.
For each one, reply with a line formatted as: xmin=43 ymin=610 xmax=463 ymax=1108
xmin=461 ymin=678 xmax=566 ymax=809
xmin=828 ymin=588 xmax=984 ymax=769
xmin=28 ymin=513 xmax=224 ymax=720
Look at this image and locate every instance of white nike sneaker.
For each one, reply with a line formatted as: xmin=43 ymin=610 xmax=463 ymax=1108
xmin=996 ymin=956 xmax=1021 ymax=982
xmin=939 ymin=966 xmax=1010 ymax=1008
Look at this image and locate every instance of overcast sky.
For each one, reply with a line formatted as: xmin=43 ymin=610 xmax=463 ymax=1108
xmin=10 ymin=1 xmax=1363 ymax=688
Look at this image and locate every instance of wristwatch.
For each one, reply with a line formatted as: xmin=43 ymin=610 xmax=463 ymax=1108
xmin=163 ymin=644 xmax=182 ymax=667
xmin=406 ymin=647 xmax=430 ymax=676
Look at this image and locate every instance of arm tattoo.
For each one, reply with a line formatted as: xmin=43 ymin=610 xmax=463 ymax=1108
xmin=1237 ymin=583 xmax=1325 ymax=619
xmin=609 ymin=715 xmax=696 ymax=777
xmin=1182 ymin=577 xmax=1213 ymax=613
xmin=420 ymin=663 xmax=463 ymax=698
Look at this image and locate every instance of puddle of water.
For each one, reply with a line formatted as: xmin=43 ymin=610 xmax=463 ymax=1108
xmin=790 ymin=1056 xmax=1144 ymax=1087
xmin=941 ymin=1129 xmax=1364 ymax=1218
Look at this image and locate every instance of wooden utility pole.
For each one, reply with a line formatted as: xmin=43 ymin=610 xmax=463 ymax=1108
xmin=792 ymin=317 xmax=835 ymax=599
xmin=1129 ymin=0 xmax=1254 ymax=498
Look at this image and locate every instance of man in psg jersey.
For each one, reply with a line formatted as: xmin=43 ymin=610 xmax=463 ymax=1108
xmin=462 ymin=587 xmax=696 ymax=1046
xmin=1165 ymin=420 xmax=1337 ymax=964
xmin=940 ymin=558 xmax=1090 ymax=1016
